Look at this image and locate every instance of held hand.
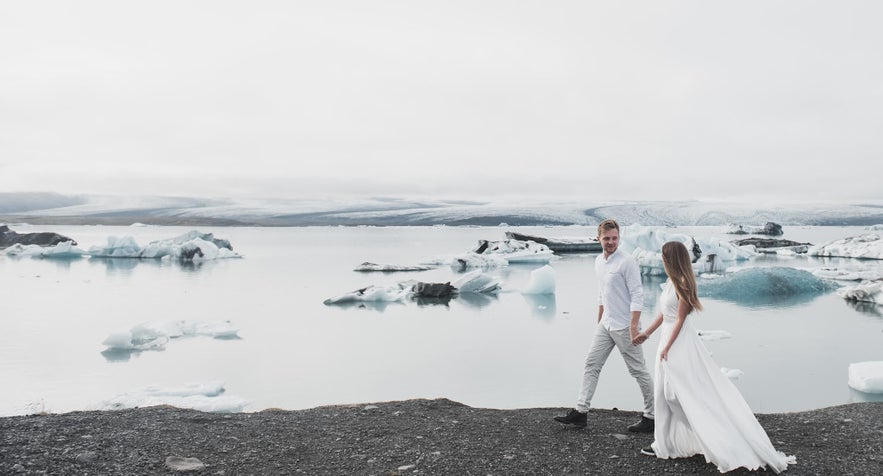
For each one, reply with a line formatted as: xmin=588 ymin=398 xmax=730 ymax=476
xmin=632 ymin=332 xmax=648 ymax=345
xmin=629 ymin=326 xmax=639 ymax=343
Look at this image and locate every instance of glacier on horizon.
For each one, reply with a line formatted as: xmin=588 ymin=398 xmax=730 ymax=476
xmin=5 ymin=193 xmax=882 ymax=226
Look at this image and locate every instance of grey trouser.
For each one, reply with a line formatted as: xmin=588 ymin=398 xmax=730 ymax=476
xmin=576 ymin=324 xmax=655 ymax=418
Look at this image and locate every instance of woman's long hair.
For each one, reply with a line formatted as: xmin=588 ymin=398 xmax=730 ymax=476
xmin=661 ymin=241 xmax=703 ymax=313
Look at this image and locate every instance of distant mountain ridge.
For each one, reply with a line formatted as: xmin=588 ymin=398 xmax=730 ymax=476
xmin=1 ymin=193 xmax=881 ymax=227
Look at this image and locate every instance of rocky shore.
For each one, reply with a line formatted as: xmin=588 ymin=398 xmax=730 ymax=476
xmin=2 ymin=399 xmax=882 ymax=475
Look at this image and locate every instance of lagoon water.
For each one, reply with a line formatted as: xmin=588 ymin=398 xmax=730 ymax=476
xmin=2 ymin=225 xmax=882 ymax=416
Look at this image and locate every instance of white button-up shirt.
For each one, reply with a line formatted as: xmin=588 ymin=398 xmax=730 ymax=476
xmin=595 ymin=248 xmax=643 ymax=331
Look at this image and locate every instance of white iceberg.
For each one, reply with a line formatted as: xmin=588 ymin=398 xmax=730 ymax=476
xmin=621 ymin=226 xmax=755 ymax=275
xmin=836 ymin=280 xmax=883 ymax=305
xmin=354 ymin=262 xmax=434 ymax=272
xmin=98 ymin=382 xmax=250 ymax=412
xmin=323 ymin=284 xmax=412 ymax=304
xmin=812 ymin=266 xmax=883 ymax=282
xmin=452 ymin=270 xmax=502 ymax=293
xmin=88 ymin=230 xmax=240 ymax=261
xmin=472 ymin=239 xmax=554 ymax=264
xmin=449 ymin=253 xmax=509 ymax=270
xmin=866 ymin=224 xmax=883 ymax=231
xmin=102 ymin=320 xmax=240 ymax=351
xmin=2 ymin=241 xmax=87 ymax=258
xmin=808 ymin=234 xmax=883 ymax=260
xmin=522 ymin=265 xmax=556 ymax=294
xmin=848 ymin=361 xmax=883 ymax=394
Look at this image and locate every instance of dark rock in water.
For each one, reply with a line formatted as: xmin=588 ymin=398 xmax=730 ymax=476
xmin=0 ymin=225 xmax=77 ymax=249
xmin=412 ymin=282 xmax=456 ymax=298
xmin=761 ymin=222 xmax=784 ymax=236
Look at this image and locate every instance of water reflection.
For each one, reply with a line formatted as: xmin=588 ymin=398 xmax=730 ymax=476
xmin=100 ymin=348 xmax=144 ymax=363
xmin=457 ymin=292 xmax=499 ymax=309
xmin=844 ymin=300 xmax=883 ymax=318
xmin=87 ymin=257 xmax=216 ymax=275
xmin=523 ymin=294 xmax=556 ymax=320
xmin=849 ymin=387 xmax=883 ymax=403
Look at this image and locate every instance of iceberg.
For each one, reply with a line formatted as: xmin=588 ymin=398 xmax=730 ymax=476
xmin=697 ymin=267 xmax=837 ymax=307
xmin=449 ymin=253 xmax=509 ymax=270
xmin=809 ymin=234 xmax=883 ymax=260
xmin=724 ymin=222 xmax=783 ymax=236
xmin=867 ymin=224 xmax=883 ymax=231
xmin=98 ymin=382 xmax=250 ymax=412
xmin=102 ymin=320 xmax=240 ymax=351
xmin=621 ymin=226 xmax=755 ymax=275
xmin=2 ymin=240 xmax=87 ymax=258
xmin=324 ymin=283 xmax=413 ymax=304
xmin=836 ymin=280 xmax=883 ymax=306
xmin=0 ymin=225 xmax=76 ymax=248
xmin=848 ymin=362 xmax=883 ymax=394
xmin=522 ymin=265 xmax=556 ymax=294
xmin=812 ymin=266 xmax=883 ymax=282
xmin=452 ymin=270 xmax=502 ymax=293
xmin=472 ymin=239 xmax=554 ymax=263
xmin=88 ymin=230 xmax=240 ymax=261
xmin=353 ymin=262 xmax=434 ymax=272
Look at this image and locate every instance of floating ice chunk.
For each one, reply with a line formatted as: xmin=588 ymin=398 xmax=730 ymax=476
xmin=2 ymin=241 xmax=87 ymax=258
xmin=848 ymin=362 xmax=883 ymax=394
xmin=452 ymin=270 xmax=502 ymax=293
xmin=99 ymin=382 xmax=249 ymax=412
xmin=88 ymin=236 xmax=144 ymax=258
xmin=522 ymin=265 xmax=556 ymax=294
xmin=621 ymin=226 xmax=754 ymax=275
xmin=450 ymin=253 xmax=509 ymax=270
xmin=698 ymin=267 xmax=837 ymax=307
xmin=102 ymin=320 xmax=239 ymax=351
xmin=324 ymin=284 xmax=412 ymax=304
xmin=866 ymin=224 xmax=883 ymax=231
xmin=354 ymin=262 xmax=434 ymax=272
xmin=697 ymin=330 xmax=733 ymax=341
xmin=836 ymin=280 xmax=883 ymax=305
xmin=88 ymin=231 xmax=240 ymax=260
xmin=809 ymin=234 xmax=883 ymax=260
xmin=473 ymin=239 xmax=554 ymax=263
xmin=812 ymin=266 xmax=883 ymax=281
xmin=721 ymin=367 xmax=744 ymax=379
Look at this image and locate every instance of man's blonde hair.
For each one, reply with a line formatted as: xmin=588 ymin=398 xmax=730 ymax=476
xmin=597 ymin=219 xmax=619 ymax=237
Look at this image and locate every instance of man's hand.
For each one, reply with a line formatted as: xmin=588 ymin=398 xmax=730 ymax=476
xmin=632 ymin=332 xmax=648 ymax=345
xmin=629 ymin=326 xmax=640 ymax=345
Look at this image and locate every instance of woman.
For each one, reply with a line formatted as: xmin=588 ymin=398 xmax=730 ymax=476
xmin=635 ymin=241 xmax=795 ymax=473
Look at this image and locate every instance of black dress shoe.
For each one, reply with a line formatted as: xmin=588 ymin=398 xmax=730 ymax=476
xmin=628 ymin=416 xmax=654 ymax=433
xmin=553 ymin=409 xmax=587 ymax=428
xmin=640 ymin=446 xmax=656 ymax=456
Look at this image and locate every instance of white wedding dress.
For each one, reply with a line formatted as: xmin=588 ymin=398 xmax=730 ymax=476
xmin=651 ymin=281 xmax=796 ymax=473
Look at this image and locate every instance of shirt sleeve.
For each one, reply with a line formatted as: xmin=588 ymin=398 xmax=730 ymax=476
xmin=624 ymin=256 xmax=643 ymax=312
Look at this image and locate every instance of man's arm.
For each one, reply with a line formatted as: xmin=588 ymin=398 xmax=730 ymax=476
xmin=598 ymin=305 xmax=604 ymax=323
xmin=625 ymin=258 xmax=644 ymax=343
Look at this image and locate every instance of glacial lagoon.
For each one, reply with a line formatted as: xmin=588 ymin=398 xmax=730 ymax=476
xmin=1 ymin=225 xmax=881 ymax=416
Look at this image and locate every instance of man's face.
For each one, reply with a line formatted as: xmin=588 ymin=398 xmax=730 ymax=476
xmin=599 ymin=228 xmax=620 ymax=256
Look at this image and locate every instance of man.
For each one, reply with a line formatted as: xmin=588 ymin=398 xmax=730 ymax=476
xmin=554 ymin=219 xmax=654 ymax=432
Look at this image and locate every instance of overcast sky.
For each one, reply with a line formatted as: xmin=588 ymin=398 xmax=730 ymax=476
xmin=1 ymin=1 xmax=881 ymax=203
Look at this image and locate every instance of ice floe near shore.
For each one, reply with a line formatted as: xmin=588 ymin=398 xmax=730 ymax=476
xmin=836 ymin=280 xmax=883 ymax=306
xmin=98 ymin=382 xmax=250 ymax=412
xmin=102 ymin=320 xmax=240 ymax=352
xmin=89 ymin=231 xmax=240 ymax=261
xmin=809 ymin=234 xmax=883 ymax=260
xmin=848 ymin=362 xmax=883 ymax=394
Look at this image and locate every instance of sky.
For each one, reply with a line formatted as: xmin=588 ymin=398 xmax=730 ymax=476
xmin=1 ymin=1 xmax=881 ymax=203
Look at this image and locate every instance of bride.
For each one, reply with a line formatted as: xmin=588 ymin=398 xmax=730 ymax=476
xmin=634 ymin=241 xmax=795 ymax=473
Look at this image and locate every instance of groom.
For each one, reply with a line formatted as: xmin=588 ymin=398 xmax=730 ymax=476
xmin=554 ymin=219 xmax=654 ymax=432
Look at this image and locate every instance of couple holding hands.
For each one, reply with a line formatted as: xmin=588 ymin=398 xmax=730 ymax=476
xmin=554 ymin=219 xmax=795 ymax=474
